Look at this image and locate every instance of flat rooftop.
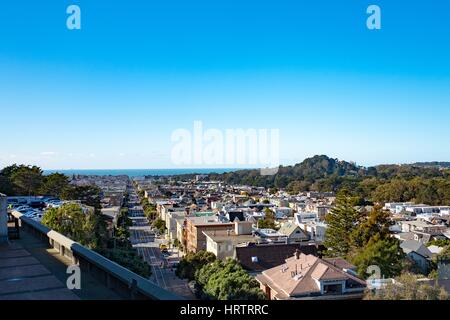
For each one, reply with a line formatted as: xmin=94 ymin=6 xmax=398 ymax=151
xmin=0 ymin=222 xmax=121 ymax=300
xmin=203 ymin=230 xmax=256 ymax=244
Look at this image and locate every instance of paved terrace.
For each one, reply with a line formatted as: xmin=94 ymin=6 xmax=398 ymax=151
xmin=0 ymin=221 xmax=120 ymax=300
xmin=1 ymin=212 xmax=183 ymax=300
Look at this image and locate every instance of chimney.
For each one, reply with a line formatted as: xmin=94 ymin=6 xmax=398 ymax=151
xmin=294 ymin=249 xmax=300 ymax=260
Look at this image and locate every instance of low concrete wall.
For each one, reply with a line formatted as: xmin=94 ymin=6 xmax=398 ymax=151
xmin=0 ymin=194 xmax=7 ymax=243
xmin=11 ymin=210 xmax=182 ymax=300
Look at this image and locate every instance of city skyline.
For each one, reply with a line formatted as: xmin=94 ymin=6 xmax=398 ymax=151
xmin=1 ymin=1 xmax=450 ymax=169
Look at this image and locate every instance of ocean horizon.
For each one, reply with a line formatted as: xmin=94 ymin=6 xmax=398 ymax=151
xmin=43 ymin=168 xmax=246 ymax=177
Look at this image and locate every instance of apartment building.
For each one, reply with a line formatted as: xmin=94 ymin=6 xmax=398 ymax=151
xmin=203 ymin=220 xmax=256 ymax=260
xmin=184 ymin=214 xmax=235 ymax=253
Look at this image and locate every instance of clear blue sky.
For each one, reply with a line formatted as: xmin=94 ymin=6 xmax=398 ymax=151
xmin=1 ymin=0 xmax=449 ymax=169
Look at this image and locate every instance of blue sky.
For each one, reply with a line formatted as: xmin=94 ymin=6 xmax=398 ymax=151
xmin=1 ymin=0 xmax=450 ymax=169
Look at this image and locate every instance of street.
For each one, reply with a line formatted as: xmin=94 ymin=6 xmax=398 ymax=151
xmin=127 ymin=185 xmax=195 ymax=299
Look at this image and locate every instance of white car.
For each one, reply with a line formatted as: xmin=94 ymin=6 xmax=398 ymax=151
xmin=16 ymin=206 xmax=32 ymax=213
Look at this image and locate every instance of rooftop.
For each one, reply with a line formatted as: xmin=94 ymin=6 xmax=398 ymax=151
xmin=256 ymin=253 xmax=366 ymax=299
xmin=203 ymin=230 xmax=256 ymax=244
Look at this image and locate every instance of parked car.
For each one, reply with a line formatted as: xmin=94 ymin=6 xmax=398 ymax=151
xmin=16 ymin=206 xmax=31 ymax=213
xmin=46 ymin=200 xmax=62 ymax=208
xmin=29 ymin=201 xmax=46 ymax=209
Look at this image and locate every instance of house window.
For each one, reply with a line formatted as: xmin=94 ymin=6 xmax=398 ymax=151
xmin=323 ymin=283 xmax=343 ymax=295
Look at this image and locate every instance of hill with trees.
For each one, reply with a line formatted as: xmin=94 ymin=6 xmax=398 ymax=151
xmin=206 ymin=155 xmax=450 ymax=205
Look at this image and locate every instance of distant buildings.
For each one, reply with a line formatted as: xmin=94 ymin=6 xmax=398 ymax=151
xmin=134 ymin=173 xmax=450 ymax=299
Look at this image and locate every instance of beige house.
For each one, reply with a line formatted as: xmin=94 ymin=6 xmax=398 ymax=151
xmin=203 ymin=221 xmax=256 ymax=260
xmin=256 ymin=252 xmax=366 ymax=300
xmin=278 ymin=221 xmax=310 ymax=243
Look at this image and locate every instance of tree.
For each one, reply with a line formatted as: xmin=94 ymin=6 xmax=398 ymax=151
xmin=61 ymin=185 xmax=102 ymax=210
xmin=351 ymin=235 xmax=405 ymax=279
xmin=0 ymin=164 xmax=19 ymax=195
xmin=10 ymin=165 xmax=44 ymax=195
xmin=257 ymin=208 xmax=277 ymax=230
xmin=41 ymin=203 xmax=104 ymax=249
xmin=350 ymin=205 xmax=391 ymax=249
xmin=39 ymin=173 xmax=69 ymax=197
xmin=324 ymin=191 xmax=361 ymax=257
xmin=427 ymin=239 xmax=450 ymax=248
xmin=365 ymin=272 xmax=448 ymax=300
xmin=346 ymin=205 xmax=405 ymax=279
xmin=176 ymin=250 xmax=216 ymax=281
xmin=195 ymin=259 xmax=265 ymax=300
xmin=96 ymin=248 xmax=151 ymax=278
xmin=152 ymin=218 xmax=166 ymax=234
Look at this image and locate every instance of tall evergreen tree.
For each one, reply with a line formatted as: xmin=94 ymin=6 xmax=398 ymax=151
xmin=324 ymin=191 xmax=360 ymax=257
xmin=350 ymin=205 xmax=391 ymax=249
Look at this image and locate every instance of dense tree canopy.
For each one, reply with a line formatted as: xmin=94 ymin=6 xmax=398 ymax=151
xmin=152 ymin=218 xmax=166 ymax=234
xmin=352 ymin=235 xmax=405 ymax=279
xmin=39 ymin=173 xmax=70 ymax=197
xmin=365 ymin=273 xmax=448 ymax=300
xmin=325 ymin=197 xmax=405 ymax=279
xmin=195 ymin=259 xmax=266 ymax=300
xmin=202 ymin=155 xmax=450 ymax=205
xmin=176 ymin=250 xmax=217 ymax=281
xmin=257 ymin=208 xmax=277 ymax=230
xmin=41 ymin=203 xmax=105 ymax=249
xmin=0 ymin=165 xmax=44 ymax=196
xmin=61 ymin=185 xmax=102 ymax=210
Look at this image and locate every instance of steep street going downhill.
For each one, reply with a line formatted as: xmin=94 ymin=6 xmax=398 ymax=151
xmin=127 ymin=184 xmax=195 ymax=299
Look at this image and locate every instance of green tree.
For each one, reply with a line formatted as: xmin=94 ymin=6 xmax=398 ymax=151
xmin=0 ymin=164 xmax=20 ymax=195
xmin=61 ymin=185 xmax=102 ymax=210
xmin=324 ymin=191 xmax=361 ymax=257
xmin=152 ymin=218 xmax=166 ymax=234
xmin=10 ymin=165 xmax=44 ymax=195
xmin=97 ymin=248 xmax=151 ymax=278
xmin=257 ymin=208 xmax=277 ymax=230
xmin=351 ymin=235 xmax=405 ymax=279
xmin=350 ymin=205 xmax=391 ymax=249
xmin=365 ymin=272 xmax=448 ymax=300
xmin=426 ymin=239 xmax=450 ymax=248
xmin=176 ymin=250 xmax=216 ymax=281
xmin=195 ymin=259 xmax=265 ymax=300
xmin=41 ymin=203 xmax=104 ymax=249
xmin=39 ymin=173 xmax=69 ymax=197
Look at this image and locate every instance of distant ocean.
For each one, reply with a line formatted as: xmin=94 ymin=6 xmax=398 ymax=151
xmin=43 ymin=168 xmax=243 ymax=177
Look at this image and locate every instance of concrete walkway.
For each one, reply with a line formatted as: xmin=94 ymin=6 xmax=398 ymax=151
xmin=0 ymin=225 xmax=121 ymax=300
